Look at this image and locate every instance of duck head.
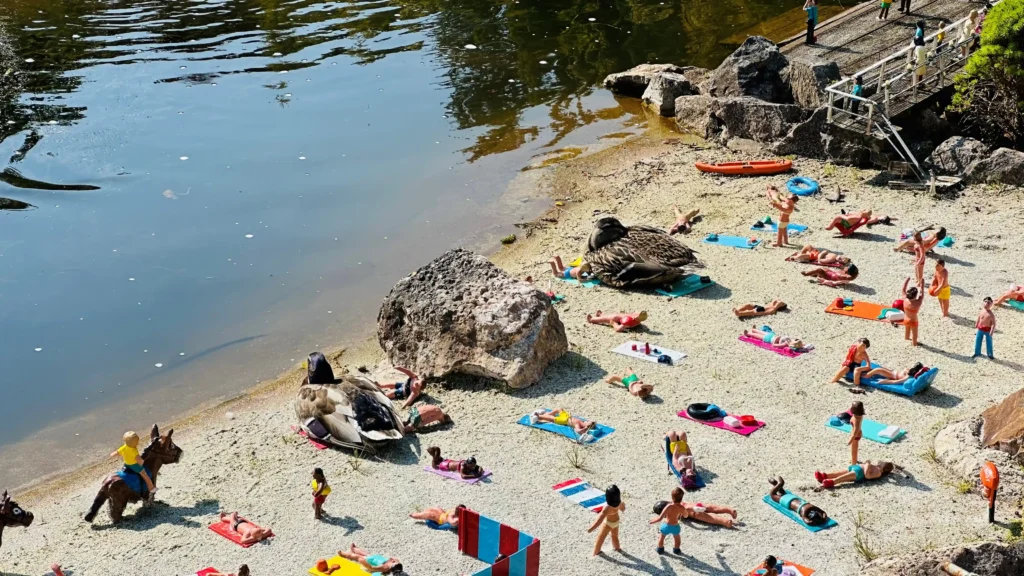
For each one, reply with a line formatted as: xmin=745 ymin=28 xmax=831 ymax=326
xmin=589 ymin=217 xmax=629 ymax=251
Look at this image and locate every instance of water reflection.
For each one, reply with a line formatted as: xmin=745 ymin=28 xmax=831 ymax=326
xmin=2 ymin=0 xmax=837 ymax=174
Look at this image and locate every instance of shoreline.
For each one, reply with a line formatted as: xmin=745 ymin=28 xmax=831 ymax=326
xmin=5 ymin=123 xmax=1024 ymax=575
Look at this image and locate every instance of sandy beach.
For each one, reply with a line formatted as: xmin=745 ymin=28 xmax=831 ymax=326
xmin=4 ymin=131 xmax=1024 ymax=576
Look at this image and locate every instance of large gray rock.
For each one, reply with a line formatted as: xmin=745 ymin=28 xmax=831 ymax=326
xmin=707 ymin=36 xmax=792 ymax=104
xmin=934 ymin=416 xmax=1024 ymax=505
xmin=681 ymin=67 xmax=712 ymax=94
xmin=642 ymin=72 xmax=694 ymax=116
xmin=927 ymin=136 xmax=990 ymax=176
xmin=861 ymin=542 xmax=1024 ymax=576
xmin=964 ymin=147 xmax=1024 ymax=186
xmin=673 ymin=95 xmax=718 ymax=139
xmin=783 ymin=59 xmax=841 ymax=109
xmin=714 ymin=97 xmax=807 ymax=142
xmin=603 ymin=63 xmax=686 ymax=98
xmin=377 ymin=248 xmax=568 ymax=389
xmin=674 ymin=95 xmax=806 ymax=143
xmin=772 ymin=106 xmax=892 ymax=167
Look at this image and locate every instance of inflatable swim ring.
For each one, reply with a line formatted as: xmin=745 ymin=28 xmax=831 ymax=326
xmin=787 ymin=176 xmax=819 ymax=196
xmin=686 ymin=403 xmax=723 ymax=421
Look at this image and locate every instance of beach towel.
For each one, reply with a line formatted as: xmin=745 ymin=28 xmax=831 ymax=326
xmin=423 ymin=465 xmax=492 ymax=484
xmin=656 ymin=275 xmax=716 ymax=298
xmin=762 ymin=494 xmax=837 ymax=532
xmin=197 ymin=569 xmax=219 ymax=576
xmin=786 ymin=252 xmax=845 ymax=268
xmin=746 ymin=559 xmax=816 ymax=576
xmin=424 ymin=519 xmax=454 ymax=530
xmin=844 ymin=362 xmax=937 ymax=396
xmin=738 ymin=335 xmax=811 ymax=358
xmin=555 ymin=276 xmax=600 ymax=288
xmin=517 ymin=411 xmax=614 ymax=444
xmin=752 ymin=222 xmax=808 ymax=235
xmin=663 ymin=437 xmax=706 ymax=489
xmin=208 ymin=518 xmax=273 ymax=548
xmin=610 ymin=341 xmax=686 ymax=364
xmin=825 ymin=300 xmax=903 ymax=324
xmin=701 ymin=234 xmax=760 ymax=249
xmin=825 ymin=416 xmax=906 ymax=444
xmin=309 ymin=556 xmax=370 ymax=576
xmin=290 ymin=425 xmax=328 ymax=450
xmin=1006 ymin=299 xmax=1024 ymax=311
xmin=835 ymin=217 xmax=868 ymax=237
xmin=552 ymin=477 xmax=606 ymax=512
xmin=677 ymin=410 xmax=764 ymax=436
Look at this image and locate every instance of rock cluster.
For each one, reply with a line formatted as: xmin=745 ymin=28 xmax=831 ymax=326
xmin=377 ymin=248 xmax=568 ymax=389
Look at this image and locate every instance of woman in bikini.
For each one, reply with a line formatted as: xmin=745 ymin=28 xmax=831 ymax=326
xmin=814 ymin=461 xmax=901 ymax=490
xmin=849 ymin=401 xmax=864 ymax=464
xmin=588 ymin=485 xmax=624 ymax=555
xmin=666 ymin=431 xmax=697 ymax=485
xmin=376 ymin=367 xmax=424 ymax=409
xmin=742 ymin=326 xmax=807 ymax=352
xmin=409 ymin=504 xmax=465 ymax=529
xmin=901 ymin=277 xmax=925 ymax=346
xmin=733 ymin=300 xmax=787 ymax=318
xmin=216 ymin=512 xmax=272 ymax=546
xmin=802 ymin=263 xmax=859 ymax=287
xmin=606 ymin=369 xmax=654 ymax=399
xmin=337 ymin=544 xmax=404 ymax=575
xmin=587 ymin=310 xmax=648 ymax=332
xmin=864 ymin=362 xmax=926 ymax=385
xmin=530 ymin=409 xmax=598 ymax=442
xmin=766 ymin=185 xmax=798 ymax=248
xmin=768 ymin=477 xmax=829 ymax=526
xmin=791 ymin=245 xmax=849 ymax=266
xmin=426 ymin=447 xmax=484 ymax=479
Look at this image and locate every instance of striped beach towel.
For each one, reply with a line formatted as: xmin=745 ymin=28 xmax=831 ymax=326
xmin=552 ymin=478 xmax=606 ymax=512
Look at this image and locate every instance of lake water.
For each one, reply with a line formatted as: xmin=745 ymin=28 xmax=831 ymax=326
xmin=0 ymin=0 xmax=838 ymax=488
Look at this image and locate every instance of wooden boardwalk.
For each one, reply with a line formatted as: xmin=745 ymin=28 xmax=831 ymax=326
xmin=780 ymin=0 xmax=984 ymax=74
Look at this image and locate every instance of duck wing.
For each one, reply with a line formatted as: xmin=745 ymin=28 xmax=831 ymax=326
xmin=587 ymin=244 xmax=685 ymax=288
xmin=626 ymin=227 xmax=703 ymax=269
xmin=295 ymin=384 xmax=364 ymax=449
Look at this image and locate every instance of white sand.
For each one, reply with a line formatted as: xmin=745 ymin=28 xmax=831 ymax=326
xmin=4 ymin=134 xmax=1024 ymax=576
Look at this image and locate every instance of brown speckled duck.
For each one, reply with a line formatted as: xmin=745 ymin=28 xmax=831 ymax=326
xmin=585 ymin=217 xmax=704 ymax=288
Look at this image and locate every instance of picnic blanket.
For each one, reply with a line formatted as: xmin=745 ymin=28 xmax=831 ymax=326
xmin=611 ymin=341 xmax=686 ymax=364
xmin=552 ymin=478 xmax=606 ymax=512
xmin=825 ymin=416 xmax=905 ymax=444
xmin=517 ymin=412 xmax=614 ymax=444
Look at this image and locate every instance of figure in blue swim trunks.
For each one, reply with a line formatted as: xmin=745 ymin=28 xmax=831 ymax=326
xmin=814 ymin=461 xmax=902 ymax=490
xmin=548 ymin=255 xmax=591 ymax=281
xmin=649 ymin=487 xmax=685 ymax=555
xmin=768 ymin=477 xmax=829 ymax=526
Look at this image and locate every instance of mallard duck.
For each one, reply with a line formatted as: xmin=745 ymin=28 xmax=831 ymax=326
xmin=586 ymin=217 xmax=703 ymax=288
xmin=295 ymin=353 xmax=404 ymax=453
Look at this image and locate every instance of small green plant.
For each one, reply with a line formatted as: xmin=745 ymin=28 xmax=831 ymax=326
xmin=853 ymin=511 xmax=879 ymax=563
xmin=565 ymin=442 xmax=588 ymax=471
xmin=1007 ymin=520 xmax=1024 ymax=543
xmin=955 ymin=479 xmax=973 ymax=494
xmin=921 ymin=446 xmax=940 ymax=464
xmin=348 ymin=450 xmax=366 ymax=472
xmin=823 ymin=163 xmax=837 ymax=177
xmin=500 ymin=234 xmax=516 ymax=245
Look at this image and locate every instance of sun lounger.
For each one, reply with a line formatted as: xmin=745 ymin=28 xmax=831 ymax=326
xmin=844 ymin=363 xmax=937 ymax=396
xmin=835 ymin=217 xmax=868 ymax=237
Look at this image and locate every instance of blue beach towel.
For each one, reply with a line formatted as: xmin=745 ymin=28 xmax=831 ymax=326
xmin=844 ymin=362 xmax=938 ymax=396
xmin=517 ymin=411 xmax=614 ymax=444
xmin=656 ymin=275 xmax=716 ymax=298
xmin=1006 ymin=299 xmax=1024 ymax=311
xmin=555 ymin=276 xmax=600 ymax=288
xmin=425 ymin=520 xmax=454 ymax=530
xmin=751 ymin=222 xmax=808 ymax=235
xmin=762 ymin=494 xmax=837 ymax=532
xmin=825 ymin=416 xmax=906 ymax=444
xmin=116 ymin=466 xmax=151 ymax=497
xmin=702 ymin=234 xmax=760 ymax=249
xmin=664 ymin=437 xmax=706 ymax=489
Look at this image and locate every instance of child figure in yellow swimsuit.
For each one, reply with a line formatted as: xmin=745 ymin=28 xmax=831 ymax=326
xmin=931 ymin=259 xmax=950 ymax=317
xmin=111 ymin=431 xmax=156 ymax=498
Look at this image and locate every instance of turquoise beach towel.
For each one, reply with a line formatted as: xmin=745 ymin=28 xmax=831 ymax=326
xmin=702 ymin=234 xmax=760 ymax=249
xmin=555 ymin=276 xmax=600 ymax=288
xmin=656 ymin=275 xmax=716 ymax=298
xmin=825 ymin=417 xmax=906 ymax=444
xmin=517 ymin=412 xmax=614 ymax=444
xmin=751 ymin=222 xmax=808 ymax=234
xmin=762 ymin=494 xmax=837 ymax=532
xmin=1007 ymin=299 xmax=1024 ymax=311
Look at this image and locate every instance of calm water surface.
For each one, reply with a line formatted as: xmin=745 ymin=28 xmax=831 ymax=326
xmin=0 ymin=0 xmax=839 ymax=487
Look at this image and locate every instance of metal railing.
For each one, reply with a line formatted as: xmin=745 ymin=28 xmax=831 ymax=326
xmin=821 ymin=1 xmax=1000 ymax=179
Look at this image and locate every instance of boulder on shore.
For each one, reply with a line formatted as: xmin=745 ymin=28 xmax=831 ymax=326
xmin=377 ymin=248 xmax=568 ymax=389
xmin=603 ymin=63 xmax=687 ymax=98
xmin=641 ymin=72 xmax=694 ymax=117
xmin=934 ymin=416 xmax=1024 ymax=504
xmin=981 ymin=387 xmax=1024 ymax=463
xmin=860 ymin=541 xmax=1024 ymax=576
xmin=783 ymin=58 xmax=841 ymax=109
xmin=706 ymin=36 xmax=792 ymax=104
xmin=964 ymin=147 xmax=1024 ymax=186
xmin=674 ymin=95 xmax=806 ymax=143
xmin=927 ymin=136 xmax=990 ymax=176
xmin=772 ymin=106 xmax=892 ymax=167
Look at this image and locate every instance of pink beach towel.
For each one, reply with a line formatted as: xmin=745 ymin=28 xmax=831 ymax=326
xmin=290 ymin=425 xmax=328 ymax=450
xmin=197 ymin=569 xmax=218 ymax=576
xmin=678 ymin=411 xmax=765 ymax=436
xmin=738 ymin=335 xmax=809 ymax=358
xmin=424 ymin=465 xmax=492 ymax=484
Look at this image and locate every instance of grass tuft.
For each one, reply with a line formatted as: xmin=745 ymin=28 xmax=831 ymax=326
xmin=565 ymin=442 xmax=588 ymax=471
xmin=955 ymin=478 xmax=972 ymax=495
xmin=853 ymin=511 xmax=879 ymax=563
xmin=348 ymin=450 xmax=367 ymax=473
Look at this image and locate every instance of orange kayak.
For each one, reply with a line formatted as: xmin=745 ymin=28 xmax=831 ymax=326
xmin=695 ymin=159 xmax=793 ymax=176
